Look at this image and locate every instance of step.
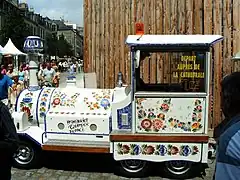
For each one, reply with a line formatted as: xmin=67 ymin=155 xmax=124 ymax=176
xmin=84 ymin=73 xmax=97 ymax=88
xmin=42 ymin=139 xmax=110 ymax=153
xmin=110 ymin=130 xmax=209 ymax=143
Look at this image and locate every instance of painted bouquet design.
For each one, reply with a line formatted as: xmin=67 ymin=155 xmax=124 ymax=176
xmin=116 ymin=143 xmax=199 ymax=157
xmin=137 ymin=98 xmax=204 ymax=132
xmin=84 ymin=90 xmax=112 ymax=110
xmin=20 ymin=103 xmax=33 ymax=121
xmin=52 ymin=92 xmax=80 ymax=108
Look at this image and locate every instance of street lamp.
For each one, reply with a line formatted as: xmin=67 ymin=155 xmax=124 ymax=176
xmin=23 ymin=36 xmax=44 ymax=91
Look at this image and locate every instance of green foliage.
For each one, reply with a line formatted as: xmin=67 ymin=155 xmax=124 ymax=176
xmin=0 ymin=11 xmax=30 ymax=50
xmin=45 ymin=33 xmax=74 ymax=57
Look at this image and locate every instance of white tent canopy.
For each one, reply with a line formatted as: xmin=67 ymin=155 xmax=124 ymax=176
xmin=0 ymin=45 xmax=8 ymax=54
xmin=3 ymin=38 xmax=26 ymax=56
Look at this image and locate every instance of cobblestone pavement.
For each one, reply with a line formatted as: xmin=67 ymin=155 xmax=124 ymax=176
xmin=12 ymin=152 xmax=216 ymax=180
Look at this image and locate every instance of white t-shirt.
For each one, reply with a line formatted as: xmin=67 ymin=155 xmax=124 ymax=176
xmin=43 ymin=68 xmax=56 ymax=82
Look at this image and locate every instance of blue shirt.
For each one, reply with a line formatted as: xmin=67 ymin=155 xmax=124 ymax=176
xmin=0 ymin=75 xmax=13 ymax=100
xmin=215 ymin=115 xmax=240 ymax=180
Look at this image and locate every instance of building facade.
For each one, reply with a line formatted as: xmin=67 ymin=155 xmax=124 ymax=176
xmin=19 ymin=2 xmax=57 ymax=51
xmin=0 ymin=0 xmax=83 ymax=58
xmin=54 ymin=20 xmax=83 ymax=57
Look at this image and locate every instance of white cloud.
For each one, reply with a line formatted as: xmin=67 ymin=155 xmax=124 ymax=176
xmin=22 ymin=0 xmax=84 ymax=26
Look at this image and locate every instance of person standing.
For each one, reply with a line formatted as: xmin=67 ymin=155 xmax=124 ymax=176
xmin=0 ymin=72 xmax=13 ymax=106
xmin=18 ymin=67 xmax=25 ymax=83
xmin=1 ymin=65 xmax=7 ymax=75
xmin=23 ymin=66 xmax=29 ymax=88
xmin=214 ymin=72 xmax=240 ymax=180
xmin=0 ymin=100 xmax=19 ymax=180
xmin=43 ymin=63 xmax=56 ymax=84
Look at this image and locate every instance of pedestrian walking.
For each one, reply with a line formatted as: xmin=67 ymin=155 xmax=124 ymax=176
xmin=0 ymin=100 xmax=19 ymax=180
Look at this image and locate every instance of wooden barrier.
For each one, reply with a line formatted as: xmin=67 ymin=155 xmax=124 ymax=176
xmin=84 ymin=0 xmax=240 ymax=128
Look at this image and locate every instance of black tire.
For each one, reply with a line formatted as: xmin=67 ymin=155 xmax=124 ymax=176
xmin=13 ymin=140 xmax=42 ymax=169
xmin=163 ymin=160 xmax=193 ymax=179
xmin=115 ymin=159 xmax=150 ymax=178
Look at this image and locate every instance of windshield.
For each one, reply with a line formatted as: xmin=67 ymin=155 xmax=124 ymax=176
xmin=136 ymin=51 xmax=206 ymax=92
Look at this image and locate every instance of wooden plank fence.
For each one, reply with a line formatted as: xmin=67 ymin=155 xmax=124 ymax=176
xmin=84 ymin=0 xmax=240 ymax=128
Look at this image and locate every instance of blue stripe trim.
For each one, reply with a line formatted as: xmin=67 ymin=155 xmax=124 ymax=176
xmin=43 ymin=88 xmax=57 ymax=138
xmin=43 ymin=131 xmax=109 ymax=136
xmin=15 ymin=89 xmax=27 ymax=112
xmin=35 ymin=88 xmax=44 ymax=127
xmin=18 ymin=132 xmax=41 ymax=146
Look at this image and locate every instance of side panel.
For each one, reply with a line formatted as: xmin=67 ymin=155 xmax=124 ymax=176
xmin=16 ymin=89 xmax=41 ymax=123
xmin=136 ymin=97 xmax=206 ymax=133
xmin=113 ymin=142 xmax=202 ymax=162
xmin=37 ymin=88 xmax=56 ymax=124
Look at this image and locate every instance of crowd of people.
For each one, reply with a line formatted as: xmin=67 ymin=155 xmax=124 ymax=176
xmin=0 ymin=59 xmax=83 ymax=108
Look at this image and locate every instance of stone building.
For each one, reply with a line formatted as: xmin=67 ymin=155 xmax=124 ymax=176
xmin=54 ymin=20 xmax=83 ymax=57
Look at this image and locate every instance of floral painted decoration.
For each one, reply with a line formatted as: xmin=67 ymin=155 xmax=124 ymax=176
xmin=116 ymin=143 xmax=199 ymax=157
xmin=84 ymin=90 xmax=112 ymax=110
xmin=51 ymin=91 xmax=80 ymax=108
xmin=137 ymin=98 xmax=204 ymax=132
xmin=20 ymin=91 xmax=34 ymax=122
xmin=39 ymin=88 xmax=53 ymax=118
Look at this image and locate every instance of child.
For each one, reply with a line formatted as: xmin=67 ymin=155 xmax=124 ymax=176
xmin=9 ymin=75 xmax=24 ymax=109
xmin=52 ymin=69 xmax=60 ymax=87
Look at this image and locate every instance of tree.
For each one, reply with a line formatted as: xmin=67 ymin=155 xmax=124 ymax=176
xmin=45 ymin=33 xmax=58 ymax=56
xmin=57 ymin=34 xmax=73 ymax=57
xmin=0 ymin=11 xmax=30 ymax=51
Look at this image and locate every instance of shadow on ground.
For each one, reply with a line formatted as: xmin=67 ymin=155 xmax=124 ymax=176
xmin=41 ymin=151 xmax=206 ymax=179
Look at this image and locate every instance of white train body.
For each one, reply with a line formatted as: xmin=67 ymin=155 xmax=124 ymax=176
xmin=11 ymin=34 xmax=223 ymax=178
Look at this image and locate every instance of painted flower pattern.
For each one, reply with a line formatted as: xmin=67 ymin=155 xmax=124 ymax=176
xmin=84 ymin=90 xmax=112 ymax=110
xmin=137 ymin=98 xmax=204 ymax=132
xmin=51 ymin=91 xmax=80 ymax=108
xmin=20 ymin=91 xmax=34 ymax=122
xmin=153 ymin=119 xmax=164 ymax=131
xmin=141 ymin=119 xmax=152 ymax=131
xmin=38 ymin=88 xmax=53 ymax=118
xmin=117 ymin=143 xmax=199 ymax=157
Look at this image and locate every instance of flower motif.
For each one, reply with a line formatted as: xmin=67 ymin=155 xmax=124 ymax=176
xmin=147 ymin=112 xmax=156 ymax=119
xmin=192 ymin=146 xmax=199 ymax=155
xmin=192 ymin=112 xmax=197 ymax=121
xmin=168 ymin=145 xmax=179 ymax=155
xmin=138 ymin=109 xmax=146 ymax=119
xmin=142 ymin=145 xmax=155 ymax=155
xmin=160 ymin=103 xmax=169 ymax=112
xmin=141 ymin=119 xmax=152 ymax=130
xmin=53 ymin=98 xmax=61 ymax=105
xmin=157 ymin=113 xmax=165 ymax=120
xmin=179 ymin=145 xmax=191 ymax=156
xmin=195 ymin=99 xmax=201 ymax=106
xmin=192 ymin=122 xmax=200 ymax=129
xmin=100 ymin=98 xmax=110 ymax=109
xmin=153 ymin=119 xmax=164 ymax=131
xmin=121 ymin=145 xmax=130 ymax=154
xmin=21 ymin=106 xmax=31 ymax=117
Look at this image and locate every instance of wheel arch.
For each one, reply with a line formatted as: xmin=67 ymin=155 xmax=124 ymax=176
xmin=18 ymin=133 xmax=42 ymax=149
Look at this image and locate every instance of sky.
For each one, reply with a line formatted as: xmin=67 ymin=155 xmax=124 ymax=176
xmin=21 ymin=0 xmax=84 ymax=27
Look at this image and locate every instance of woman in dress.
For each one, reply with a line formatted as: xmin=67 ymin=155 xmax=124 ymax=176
xmin=18 ymin=67 xmax=25 ymax=83
xmin=9 ymin=74 xmax=24 ymax=109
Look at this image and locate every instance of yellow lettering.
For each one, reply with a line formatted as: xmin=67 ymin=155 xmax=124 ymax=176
xmin=173 ymin=72 xmax=178 ymax=78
